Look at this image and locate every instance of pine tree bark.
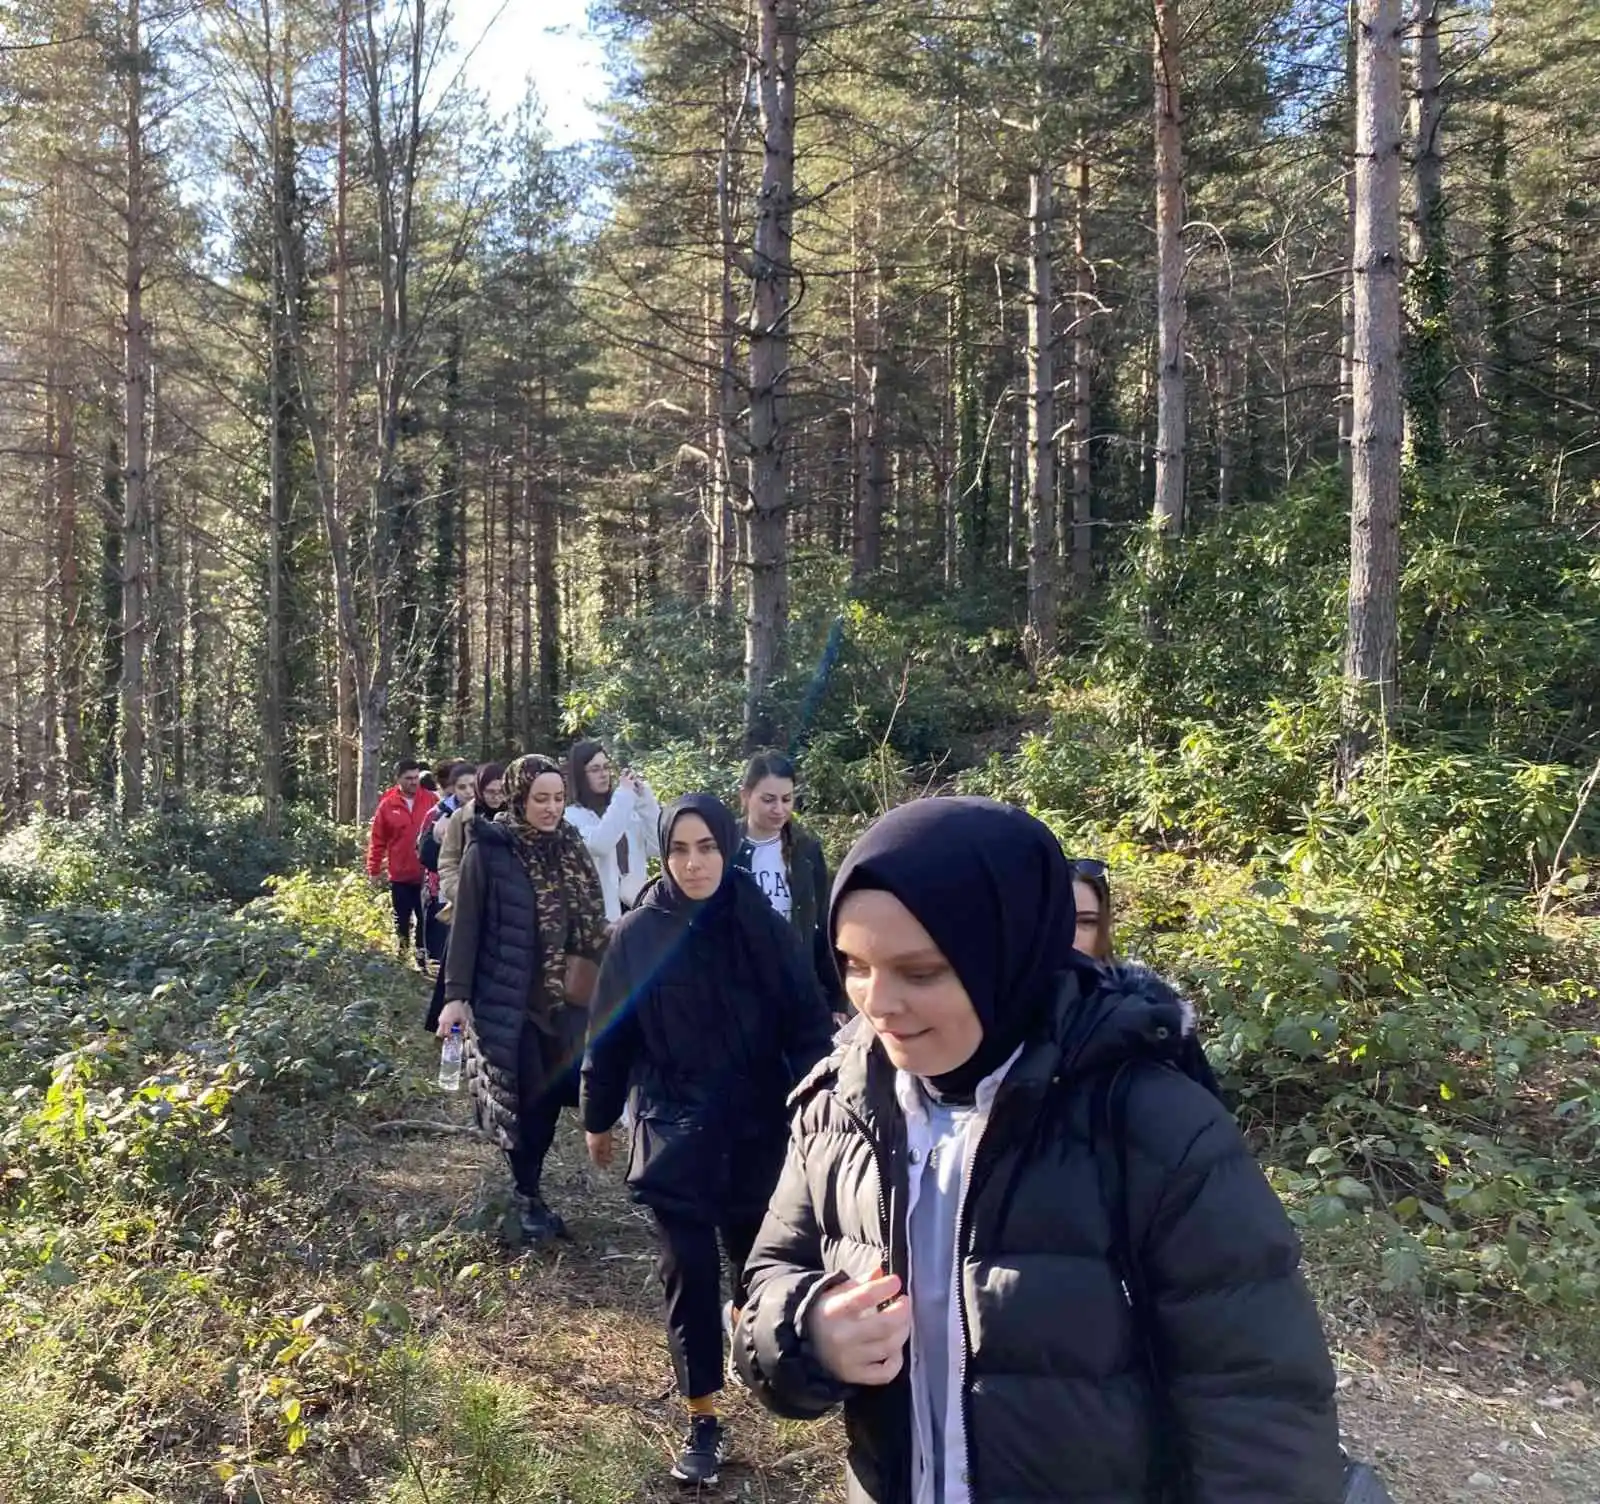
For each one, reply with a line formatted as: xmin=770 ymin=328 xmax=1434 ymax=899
xmin=853 ymin=248 xmax=887 ymax=582
xmin=1339 ymin=0 xmax=1358 ymax=485
xmin=1153 ymin=0 xmax=1187 ymax=536
xmin=1069 ymin=151 xmax=1093 ymax=591
xmin=534 ymin=375 xmax=560 ymax=748
xmin=118 ymin=0 xmax=149 ymax=818
xmin=711 ymin=62 xmax=748 ymax=614
xmin=263 ymin=69 xmax=294 ymax=836
xmin=332 ymin=0 xmax=357 ymax=823
xmin=48 ymin=161 xmax=85 ymax=813
xmin=1404 ymin=0 xmax=1447 ymax=468
xmin=744 ymin=0 xmax=798 ymax=748
xmin=1340 ymin=0 xmax=1405 ymax=784
xmin=1024 ymin=24 xmax=1057 ymax=663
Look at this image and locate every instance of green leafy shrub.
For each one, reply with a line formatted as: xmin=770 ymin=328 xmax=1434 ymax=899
xmin=0 ymin=896 xmax=414 ymax=1238
xmin=0 ymin=797 xmax=357 ymax=912
xmin=563 ymin=589 xmax=1028 ymax=778
xmin=1096 ymin=470 xmax=1600 ymax=762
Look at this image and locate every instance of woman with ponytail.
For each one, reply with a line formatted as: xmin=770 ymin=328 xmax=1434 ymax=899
xmin=733 ymin=752 xmax=847 ymax=1017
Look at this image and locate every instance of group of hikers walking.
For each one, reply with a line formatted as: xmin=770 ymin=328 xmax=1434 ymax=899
xmin=364 ymin=744 xmax=1347 ymax=1498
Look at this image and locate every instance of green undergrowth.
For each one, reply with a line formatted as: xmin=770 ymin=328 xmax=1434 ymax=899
xmin=0 ymin=846 xmax=678 ymax=1503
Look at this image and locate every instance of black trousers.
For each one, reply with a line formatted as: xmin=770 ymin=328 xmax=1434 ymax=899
xmin=423 ymin=897 xmax=450 ymax=961
xmin=389 ymin=880 xmax=426 ymax=950
xmin=653 ymin=1208 xmax=764 ymax=1400
xmin=506 ymin=1011 xmax=582 ymax=1200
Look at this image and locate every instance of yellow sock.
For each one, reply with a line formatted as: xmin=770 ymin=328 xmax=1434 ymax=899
xmin=687 ymin=1395 xmax=717 ymax=1418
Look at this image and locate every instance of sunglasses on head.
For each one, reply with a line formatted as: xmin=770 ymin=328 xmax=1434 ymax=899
xmin=1070 ymin=858 xmax=1108 ymax=879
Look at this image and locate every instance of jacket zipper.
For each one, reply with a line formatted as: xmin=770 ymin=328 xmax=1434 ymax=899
xmin=954 ymin=1140 xmax=979 ymax=1499
xmin=835 ymin=1097 xmax=896 ymax=1277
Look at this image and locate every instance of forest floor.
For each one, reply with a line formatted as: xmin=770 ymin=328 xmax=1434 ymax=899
xmin=7 ymin=965 xmax=1598 ymax=1504
xmin=306 ymin=973 xmax=1600 ymax=1504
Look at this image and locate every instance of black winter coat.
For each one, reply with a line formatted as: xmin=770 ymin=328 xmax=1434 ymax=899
xmin=733 ymin=962 xmax=1343 ymax=1504
xmin=442 ymin=817 xmax=544 ymax=1151
xmin=734 ymin=821 xmax=847 ymax=1011
xmin=580 ymin=868 xmax=836 ymax=1222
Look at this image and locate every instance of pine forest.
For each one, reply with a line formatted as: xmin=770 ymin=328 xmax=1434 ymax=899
xmin=0 ymin=0 xmax=1598 ymax=1498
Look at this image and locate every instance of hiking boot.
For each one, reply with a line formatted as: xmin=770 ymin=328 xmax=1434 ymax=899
xmin=517 ymin=1194 xmax=569 ymax=1245
xmin=723 ymin=1301 xmax=746 ymax=1390
xmin=670 ymin=1415 xmax=726 ymax=1487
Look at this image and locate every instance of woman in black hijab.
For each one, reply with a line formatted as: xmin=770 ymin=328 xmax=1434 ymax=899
xmin=581 ymin=793 xmax=835 ymax=1488
xmin=734 ymin=796 xmax=1343 ymax=1504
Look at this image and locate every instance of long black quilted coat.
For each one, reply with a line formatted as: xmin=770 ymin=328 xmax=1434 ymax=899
xmin=442 ymin=816 xmax=543 ymax=1150
xmin=733 ymin=962 xmax=1344 ymax=1504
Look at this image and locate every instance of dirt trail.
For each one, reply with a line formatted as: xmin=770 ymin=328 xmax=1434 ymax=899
xmin=353 ymin=1098 xmax=1600 ymax=1504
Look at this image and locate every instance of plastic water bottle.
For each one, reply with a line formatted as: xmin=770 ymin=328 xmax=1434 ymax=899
xmin=438 ymin=1024 xmax=463 ymax=1092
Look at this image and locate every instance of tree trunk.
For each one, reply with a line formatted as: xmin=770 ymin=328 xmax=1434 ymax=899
xmin=1153 ymin=0 xmax=1187 ymax=536
xmin=49 ymin=163 xmax=85 ymax=813
xmin=534 ymin=375 xmax=559 ymax=746
xmin=427 ymin=325 xmax=464 ymax=754
xmin=1340 ymin=0 xmax=1405 ymax=785
xmin=332 ymin=0 xmax=356 ymax=822
xmin=1069 ymin=151 xmax=1093 ymax=591
xmin=119 ymin=0 xmax=149 ymax=819
xmin=854 ymin=250 xmax=887 ymax=582
xmin=263 ymin=78 xmax=292 ymax=837
xmin=1403 ymin=0 xmax=1447 ymax=469
xmin=1024 ymin=25 xmax=1057 ymax=663
xmin=710 ymin=64 xmax=746 ymax=616
xmin=1484 ymin=104 xmax=1512 ymax=448
xmin=744 ymin=0 xmax=798 ymax=748
xmin=1338 ymin=0 xmax=1357 ymax=485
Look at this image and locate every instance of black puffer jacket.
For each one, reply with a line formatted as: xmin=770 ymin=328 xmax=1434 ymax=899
xmin=442 ymin=817 xmax=542 ymax=1151
xmin=581 ymin=867 xmax=836 ymax=1222
xmin=734 ymin=962 xmax=1343 ymax=1504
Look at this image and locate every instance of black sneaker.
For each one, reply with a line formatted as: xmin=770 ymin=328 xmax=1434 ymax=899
xmin=517 ymin=1195 xmax=569 ymax=1245
xmin=413 ymin=949 xmax=430 ymax=974
xmin=671 ymin=1415 xmax=726 ymax=1487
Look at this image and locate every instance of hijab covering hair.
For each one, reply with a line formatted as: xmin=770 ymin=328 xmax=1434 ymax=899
xmin=830 ymin=796 xmax=1079 ymax=1099
xmin=642 ymin=792 xmax=815 ymax=1041
xmin=567 ymin=738 xmax=630 ymax=876
xmin=657 ymin=793 xmax=741 ymax=908
xmin=496 ymin=753 xmax=608 ymax=1018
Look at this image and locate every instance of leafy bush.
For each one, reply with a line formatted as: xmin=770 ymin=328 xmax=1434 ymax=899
xmin=563 ymin=590 xmax=1028 ymax=777
xmin=0 ymin=891 xmax=415 ymax=1246
xmin=1097 ymin=470 xmax=1600 ymax=761
xmin=0 ymin=796 xmax=357 ymax=911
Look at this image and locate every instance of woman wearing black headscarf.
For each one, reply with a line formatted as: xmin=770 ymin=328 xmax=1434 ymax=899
xmin=733 ymin=796 xmax=1343 ymax=1504
xmin=581 ymin=793 xmax=835 ymax=1487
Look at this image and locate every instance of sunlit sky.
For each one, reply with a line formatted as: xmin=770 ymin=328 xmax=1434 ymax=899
xmin=450 ymin=0 xmax=609 ymax=145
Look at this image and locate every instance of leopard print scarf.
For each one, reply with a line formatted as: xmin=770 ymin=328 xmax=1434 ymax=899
xmin=497 ymin=754 xmax=609 ymax=1019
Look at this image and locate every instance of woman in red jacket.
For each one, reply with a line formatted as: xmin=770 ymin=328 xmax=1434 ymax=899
xmin=366 ymin=758 xmax=439 ymax=969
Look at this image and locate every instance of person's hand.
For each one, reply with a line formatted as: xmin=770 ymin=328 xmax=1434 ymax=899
xmin=436 ymin=999 xmax=472 ymax=1038
xmin=369 ymin=873 xmax=386 ymax=891
xmin=804 ymin=1273 xmax=912 ymax=1385
xmin=586 ymin=1129 xmax=615 ymax=1169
